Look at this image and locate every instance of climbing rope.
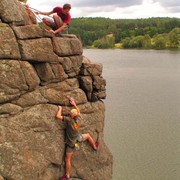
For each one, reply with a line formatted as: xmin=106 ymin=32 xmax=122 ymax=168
xmin=23 ymin=5 xmax=52 ymax=29
xmin=24 ymin=4 xmax=33 ymax=24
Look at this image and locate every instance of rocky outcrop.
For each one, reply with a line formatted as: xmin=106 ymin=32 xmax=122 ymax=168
xmin=0 ymin=0 xmax=112 ymax=180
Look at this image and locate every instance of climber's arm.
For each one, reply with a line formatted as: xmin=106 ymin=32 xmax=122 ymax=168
xmin=70 ymin=98 xmax=80 ymax=116
xmin=56 ymin=106 xmax=63 ymax=121
xmin=35 ymin=10 xmax=54 ymax=16
xmin=48 ymin=22 xmax=67 ymax=34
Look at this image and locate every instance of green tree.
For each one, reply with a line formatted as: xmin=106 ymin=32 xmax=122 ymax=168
xmin=114 ymin=30 xmax=121 ymax=43
xmin=122 ymin=37 xmax=131 ymax=48
xmin=142 ymin=34 xmax=151 ymax=48
xmin=93 ymin=39 xmax=102 ymax=48
xmin=127 ymin=30 xmax=135 ymax=37
xmin=169 ymin=28 xmax=180 ymax=48
xmin=93 ymin=39 xmax=110 ymax=49
xmin=120 ymin=31 xmax=129 ymax=39
xmin=69 ymin=17 xmax=180 ymax=48
xmin=107 ymin=24 xmax=116 ymax=33
xmin=106 ymin=34 xmax=115 ymax=48
xmin=153 ymin=34 xmax=167 ymax=49
xmin=129 ymin=36 xmax=144 ymax=48
xmin=93 ymin=35 xmax=115 ymax=49
xmin=148 ymin=27 xmax=158 ymax=37
xmin=135 ymin=28 xmax=145 ymax=36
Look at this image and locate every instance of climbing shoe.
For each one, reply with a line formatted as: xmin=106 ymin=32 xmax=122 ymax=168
xmin=95 ymin=141 xmax=99 ymax=150
xmin=60 ymin=174 xmax=69 ymax=180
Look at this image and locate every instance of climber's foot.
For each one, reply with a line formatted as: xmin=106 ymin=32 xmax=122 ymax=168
xmin=60 ymin=174 xmax=69 ymax=180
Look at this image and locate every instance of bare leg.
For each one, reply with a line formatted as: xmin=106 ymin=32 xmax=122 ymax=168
xmin=53 ymin=14 xmax=62 ymax=29
xmin=82 ymin=133 xmax=97 ymax=150
xmin=42 ymin=17 xmax=52 ymax=28
xmin=65 ymin=151 xmax=73 ymax=178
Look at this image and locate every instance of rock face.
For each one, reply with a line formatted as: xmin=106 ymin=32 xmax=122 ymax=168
xmin=0 ymin=0 xmax=112 ymax=180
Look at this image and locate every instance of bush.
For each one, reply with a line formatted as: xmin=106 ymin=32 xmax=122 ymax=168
xmin=153 ymin=35 xmax=166 ymax=49
xmin=93 ymin=35 xmax=115 ymax=49
xmin=169 ymin=28 xmax=180 ymax=48
xmin=122 ymin=37 xmax=131 ymax=48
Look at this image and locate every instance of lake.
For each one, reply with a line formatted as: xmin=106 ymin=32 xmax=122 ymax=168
xmin=83 ymin=49 xmax=180 ymax=180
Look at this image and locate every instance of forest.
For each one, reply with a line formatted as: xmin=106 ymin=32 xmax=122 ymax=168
xmin=68 ymin=17 xmax=180 ymax=49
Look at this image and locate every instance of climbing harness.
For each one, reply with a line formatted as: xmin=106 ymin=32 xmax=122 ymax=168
xmin=74 ymin=143 xmax=80 ymax=151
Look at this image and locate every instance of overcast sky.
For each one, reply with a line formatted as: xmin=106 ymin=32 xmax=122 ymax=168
xmin=27 ymin=0 xmax=180 ymax=19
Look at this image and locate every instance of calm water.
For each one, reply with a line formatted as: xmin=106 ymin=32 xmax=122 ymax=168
xmin=83 ymin=49 xmax=180 ymax=180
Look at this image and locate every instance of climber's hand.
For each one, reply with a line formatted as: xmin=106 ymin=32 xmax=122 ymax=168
xmin=48 ymin=29 xmax=56 ymax=34
xmin=69 ymin=98 xmax=76 ymax=106
xmin=58 ymin=106 xmax=62 ymax=111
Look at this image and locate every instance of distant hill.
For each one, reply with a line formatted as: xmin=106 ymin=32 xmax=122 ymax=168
xmin=69 ymin=17 xmax=180 ymax=49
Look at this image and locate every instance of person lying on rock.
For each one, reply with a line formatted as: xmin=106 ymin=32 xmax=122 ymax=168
xmin=56 ymin=98 xmax=99 ymax=180
xmin=35 ymin=3 xmax=71 ymax=35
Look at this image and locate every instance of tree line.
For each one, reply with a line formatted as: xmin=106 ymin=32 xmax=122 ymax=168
xmin=69 ymin=17 xmax=180 ymax=49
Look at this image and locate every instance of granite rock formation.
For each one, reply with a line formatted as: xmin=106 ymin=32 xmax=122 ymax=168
xmin=0 ymin=0 xmax=113 ymax=179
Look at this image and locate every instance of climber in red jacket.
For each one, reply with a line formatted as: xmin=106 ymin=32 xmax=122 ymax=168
xmin=35 ymin=3 xmax=71 ymax=35
xmin=56 ymin=98 xmax=99 ymax=180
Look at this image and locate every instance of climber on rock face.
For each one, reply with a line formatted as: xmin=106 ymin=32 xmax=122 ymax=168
xmin=56 ymin=98 xmax=99 ymax=180
xmin=35 ymin=3 xmax=71 ymax=35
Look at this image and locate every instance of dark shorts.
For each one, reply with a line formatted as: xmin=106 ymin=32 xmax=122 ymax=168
xmin=66 ymin=134 xmax=84 ymax=153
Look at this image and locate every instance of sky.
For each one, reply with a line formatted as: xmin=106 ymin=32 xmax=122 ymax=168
xmin=27 ymin=0 xmax=180 ymax=19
